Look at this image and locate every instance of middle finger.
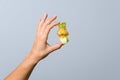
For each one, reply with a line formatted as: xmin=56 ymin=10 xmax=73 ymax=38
xmin=46 ymin=16 xmax=57 ymax=25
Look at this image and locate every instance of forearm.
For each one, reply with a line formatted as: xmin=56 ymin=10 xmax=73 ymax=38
xmin=4 ymin=14 xmax=63 ymax=80
xmin=4 ymin=53 xmax=40 ymax=80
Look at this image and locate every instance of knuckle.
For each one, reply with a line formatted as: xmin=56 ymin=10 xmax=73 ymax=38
xmin=47 ymin=25 xmax=52 ymax=30
xmin=45 ymin=21 xmax=50 ymax=25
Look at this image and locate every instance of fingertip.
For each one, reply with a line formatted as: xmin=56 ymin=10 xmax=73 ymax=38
xmin=55 ymin=15 xmax=57 ymax=18
xmin=56 ymin=22 xmax=60 ymax=24
xmin=44 ymin=13 xmax=48 ymax=16
xmin=57 ymin=42 xmax=64 ymax=48
xmin=58 ymin=41 xmax=63 ymax=45
xmin=53 ymin=15 xmax=57 ymax=20
xmin=42 ymin=13 xmax=48 ymax=21
xmin=50 ymin=42 xmax=63 ymax=51
xmin=53 ymin=22 xmax=60 ymax=26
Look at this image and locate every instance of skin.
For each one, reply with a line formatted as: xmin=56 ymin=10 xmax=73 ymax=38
xmin=4 ymin=13 xmax=63 ymax=80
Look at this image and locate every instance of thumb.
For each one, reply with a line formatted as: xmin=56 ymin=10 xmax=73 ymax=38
xmin=49 ymin=42 xmax=63 ymax=52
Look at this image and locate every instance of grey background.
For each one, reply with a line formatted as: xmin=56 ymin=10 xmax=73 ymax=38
xmin=0 ymin=0 xmax=120 ymax=80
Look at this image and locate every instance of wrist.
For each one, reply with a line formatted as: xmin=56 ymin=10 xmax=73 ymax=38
xmin=25 ymin=53 xmax=40 ymax=65
xmin=26 ymin=50 xmax=45 ymax=64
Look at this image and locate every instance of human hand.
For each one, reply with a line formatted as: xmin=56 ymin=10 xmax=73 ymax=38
xmin=29 ymin=13 xmax=63 ymax=62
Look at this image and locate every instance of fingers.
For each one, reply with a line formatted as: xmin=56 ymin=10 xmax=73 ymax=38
xmin=41 ymin=13 xmax=48 ymax=24
xmin=45 ymin=21 xmax=60 ymax=36
xmin=37 ymin=14 xmax=48 ymax=31
xmin=38 ymin=14 xmax=58 ymax=31
xmin=41 ymin=16 xmax=58 ymax=33
xmin=49 ymin=22 xmax=60 ymax=29
xmin=39 ymin=14 xmax=57 ymax=27
xmin=48 ymin=42 xmax=63 ymax=53
xmin=37 ymin=14 xmax=59 ymax=41
xmin=46 ymin=16 xmax=57 ymax=25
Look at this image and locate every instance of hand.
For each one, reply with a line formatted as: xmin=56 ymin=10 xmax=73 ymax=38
xmin=29 ymin=13 xmax=63 ymax=62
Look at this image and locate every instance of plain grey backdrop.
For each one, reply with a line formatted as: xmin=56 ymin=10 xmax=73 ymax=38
xmin=0 ymin=0 xmax=120 ymax=80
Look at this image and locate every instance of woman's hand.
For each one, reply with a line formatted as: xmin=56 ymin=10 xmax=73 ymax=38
xmin=4 ymin=14 xmax=63 ymax=80
xmin=30 ymin=13 xmax=63 ymax=62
